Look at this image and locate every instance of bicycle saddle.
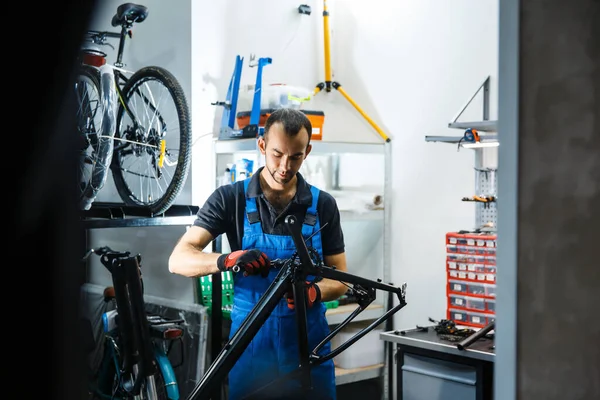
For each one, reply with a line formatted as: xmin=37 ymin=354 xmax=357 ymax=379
xmin=111 ymin=3 xmax=148 ymax=27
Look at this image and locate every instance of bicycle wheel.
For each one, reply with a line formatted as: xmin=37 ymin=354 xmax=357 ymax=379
xmin=111 ymin=66 xmax=191 ymax=216
xmin=92 ymin=340 xmax=171 ymax=400
xmin=76 ymin=65 xmax=117 ymax=210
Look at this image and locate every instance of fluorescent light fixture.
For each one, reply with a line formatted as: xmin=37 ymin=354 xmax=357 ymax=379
xmin=462 ymin=141 xmax=499 ymax=149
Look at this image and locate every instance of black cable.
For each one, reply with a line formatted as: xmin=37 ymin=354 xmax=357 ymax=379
xmin=457 ymin=136 xmax=465 ymax=151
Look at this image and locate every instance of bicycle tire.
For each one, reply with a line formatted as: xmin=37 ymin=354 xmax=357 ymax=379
xmin=111 ymin=66 xmax=191 ymax=216
xmin=92 ymin=341 xmax=171 ymax=400
xmin=76 ymin=65 xmax=116 ymax=210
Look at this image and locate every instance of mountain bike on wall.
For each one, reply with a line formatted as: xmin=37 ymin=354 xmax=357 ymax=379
xmin=75 ymin=2 xmax=191 ymax=216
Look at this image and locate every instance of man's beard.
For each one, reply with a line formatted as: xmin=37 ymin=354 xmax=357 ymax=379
xmin=268 ymin=165 xmax=293 ymax=184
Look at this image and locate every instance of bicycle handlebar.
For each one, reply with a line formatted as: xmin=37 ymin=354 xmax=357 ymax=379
xmin=82 ymin=246 xmax=139 ymax=274
xmin=82 ymin=30 xmax=121 ymax=48
xmin=230 ymin=253 xmax=320 ymax=274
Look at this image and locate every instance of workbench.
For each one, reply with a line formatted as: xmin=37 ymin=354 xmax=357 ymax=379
xmin=380 ymin=326 xmax=494 ymax=400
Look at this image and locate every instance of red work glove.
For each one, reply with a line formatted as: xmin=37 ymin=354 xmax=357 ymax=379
xmin=286 ymin=281 xmax=322 ymax=310
xmin=217 ymin=249 xmax=271 ymax=277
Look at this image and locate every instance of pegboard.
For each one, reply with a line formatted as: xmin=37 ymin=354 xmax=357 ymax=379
xmin=475 ymin=168 xmax=498 ymax=228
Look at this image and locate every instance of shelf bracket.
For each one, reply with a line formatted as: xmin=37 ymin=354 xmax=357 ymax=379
xmin=449 ymin=76 xmax=491 ymax=127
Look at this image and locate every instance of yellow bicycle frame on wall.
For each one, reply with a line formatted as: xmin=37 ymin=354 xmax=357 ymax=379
xmin=313 ymin=0 xmax=391 ymax=142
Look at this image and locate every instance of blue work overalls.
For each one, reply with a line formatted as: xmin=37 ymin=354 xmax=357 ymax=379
xmin=227 ymin=178 xmax=336 ymax=400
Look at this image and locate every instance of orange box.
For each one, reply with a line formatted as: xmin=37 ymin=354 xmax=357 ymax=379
xmin=236 ymin=109 xmax=325 ymax=140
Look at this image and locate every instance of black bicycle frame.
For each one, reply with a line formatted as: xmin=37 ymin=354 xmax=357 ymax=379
xmin=186 ymin=215 xmax=408 ymax=399
xmin=99 ymin=249 xmax=157 ymax=395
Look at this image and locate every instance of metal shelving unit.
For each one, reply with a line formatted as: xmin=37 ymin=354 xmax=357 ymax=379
xmin=425 ymin=134 xmax=498 ymax=145
xmin=448 ymin=119 xmax=497 ymax=132
xmin=81 ymin=202 xmax=199 ymax=229
xmin=215 ymin=137 xmax=386 ymax=155
xmin=336 ymin=363 xmax=384 ymax=385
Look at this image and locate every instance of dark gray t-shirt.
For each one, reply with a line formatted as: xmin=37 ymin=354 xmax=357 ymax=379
xmin=193 ymin=168 xmax=345 ymax=255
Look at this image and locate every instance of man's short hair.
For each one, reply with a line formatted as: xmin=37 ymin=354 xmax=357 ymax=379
xmin=263 ymin=108 xmax=312 ymax=143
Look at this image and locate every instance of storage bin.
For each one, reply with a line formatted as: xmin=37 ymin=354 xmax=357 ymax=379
xmin=448 ymin=308 xmax=468 ymax=324
xmin=448 ymin=294 xmax=486 ymax=312
xmin=484 ymin=283 xmax=496 ymax=297
xmin=467 ymin=263 xmax=486 ymax=273
xmin=448 ymin=280 xmax=468 ymax=294
xmin=446 ymin=245 xmax=459 ymax=253
xmin=331 ymin=322 xmax=384 ymax=369
xmin=467 ymin=282 xmax=486 ymax=296
xmin=466 ymin=311 xmax=488 ymax=327
xmin=467 ymin=271 xmax=486 ymax=281
xmin=485 ymin=299 xmax=495 ymax=312
xmin=465 ymin=296 xmax=486 ymax=311
xmin=449 ymin=294 xmax=467 ymax=308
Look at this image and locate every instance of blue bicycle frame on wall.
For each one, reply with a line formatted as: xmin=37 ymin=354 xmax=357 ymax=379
xmin=217 ymin=54 xmax=272 ymax=140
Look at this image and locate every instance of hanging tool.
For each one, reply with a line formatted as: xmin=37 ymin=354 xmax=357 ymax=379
xmin=462 ymin=195 xmax=496 ymax=209
xmin=457 ymin=128 xmax=480 ymax=150
xmin=463 ymin=128 xmax=480 ymax=143
xmin=462 ymin=195 xmax=496 ymax=203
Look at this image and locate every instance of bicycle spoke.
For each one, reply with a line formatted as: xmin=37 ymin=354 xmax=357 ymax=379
xmin=112 ymin=66 xmax=190 ymax=215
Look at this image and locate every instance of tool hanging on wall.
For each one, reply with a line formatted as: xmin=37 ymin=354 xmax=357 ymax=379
xmin=457 ymin=128 xmax=480 ymax=151
xmin=462 ymin=195 xmax=496 ymax=203
xmin=462 ymin=195 xmax=496 ymax=208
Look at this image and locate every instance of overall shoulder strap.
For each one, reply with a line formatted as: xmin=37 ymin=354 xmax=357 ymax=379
xmin=303 ymin=185 xmax=324 ymax=281
xmin=243 ymin=178 xmax=262 ymax=234
xmin=302 ymin=185 xmax=320 ymax=236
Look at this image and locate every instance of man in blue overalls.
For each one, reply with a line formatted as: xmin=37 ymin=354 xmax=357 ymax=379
xmin=169 ymin=108 xmax=349 ymax=399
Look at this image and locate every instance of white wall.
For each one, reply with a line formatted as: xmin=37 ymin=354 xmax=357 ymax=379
xmin=191 ymin=0 xmax=499 ymax=329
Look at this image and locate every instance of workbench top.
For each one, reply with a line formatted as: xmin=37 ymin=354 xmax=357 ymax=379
xmin=380 ymin=325 xmax=495 ymax=362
